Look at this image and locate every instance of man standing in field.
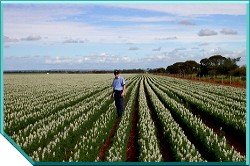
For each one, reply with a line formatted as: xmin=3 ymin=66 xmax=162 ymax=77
xmin=111 ymin=70 xmax=126 ymax=118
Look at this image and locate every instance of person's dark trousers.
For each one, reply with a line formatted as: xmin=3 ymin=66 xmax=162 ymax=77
xmin=114 ymin=90 xmax=124 ymax=117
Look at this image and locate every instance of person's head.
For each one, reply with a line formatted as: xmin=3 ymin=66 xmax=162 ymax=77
xmin=114 ymin=70 xmax=120 ymax=78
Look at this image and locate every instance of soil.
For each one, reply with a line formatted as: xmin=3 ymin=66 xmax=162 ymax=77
xmin=97 ymin=81 xmax=134 ymax=161
xmin=155 ymin=74 xmax=246 ymax=89
xmin=126 ymin=86 xmax=140 ymax=162
xmin=97 ymin=118 xmax=121 ymax=161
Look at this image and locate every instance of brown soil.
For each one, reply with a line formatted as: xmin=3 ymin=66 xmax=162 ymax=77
xmin=155 ymin=74 xmax=246 ymax=89
xmin=126 ymin=87 xmax=139 ymax=161
xmin=97 ymin=118 xmax=121 ymax=161
xmin=97 ymin=82 xmax=134 ymax=161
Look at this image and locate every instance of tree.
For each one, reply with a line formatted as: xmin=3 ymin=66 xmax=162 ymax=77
xmin=199 ymin=58 xmax=210 ymax=76
xmin=209 ymin=55 xmax=227 ymax=67
xmin=166 ymin=62 xmax=184 ymax=74
xmin=217 ymin=57 xmax=240 ymax=75
xmin=229 ymin=65 xmax=246 ymax=76
xmin=183 ymin=60 xmax=199 ymax=74
xmin=156 ymin=68 xmax=166 ymax=73
xmin=199 ymin=55 xmax=240 ymax=76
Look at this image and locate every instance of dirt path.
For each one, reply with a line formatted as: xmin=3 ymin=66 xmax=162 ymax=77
xmin=97 ymin=81 xmax=136 ymax=161
xmin=155 ymin=74 xmax=245 ymax=89
xmin=126 ymin=86 xmax=139 ymax=161
xmin=97 ymin=118 xmax=121 ymax=161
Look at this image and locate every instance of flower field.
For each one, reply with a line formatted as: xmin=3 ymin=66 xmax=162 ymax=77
xmin=4 ymin=74 xmax=246 ymax=162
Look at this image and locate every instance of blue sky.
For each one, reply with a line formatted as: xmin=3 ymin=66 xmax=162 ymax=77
xmin=3 ymin=2 xmax=247 ymax=70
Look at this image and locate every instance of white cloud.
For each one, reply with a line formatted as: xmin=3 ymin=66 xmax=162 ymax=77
xmin=198 ymin=29 xmax=218 ymax=36
xmin=3 ymin=4 xmax=85 ymax=24
xmin=21 ymin=35 xmax=42 ymax=41
xmin=3 ymin=3 xmax=247 ymax=45
xmin=201 ymin=47 xmax=246 ymax=63
xmin=220 ymin=28 xmax=238 ymax=35
xmin=3 ymin=4 xmax=247 ymax=69
xmin=168 ymin=47 xmax=188 ymax=57
xmin=45 ymin=56 xmax=75 ymax=64
xmin=99 ymin=15 xmax=175 ymax=23
xmin=198 ymin=42 xmax=209 ymax=46
xmin=63 ymin=38 xmax=86 ymax=43
xmin=179 ymin=20 xmax=195 ymax=25
xmin=125 ymin=42 xmax=134 ymax=45
xmin=5 ymin=55 xmax=46 ymax=60
xmin=128 ymin=47 xmax=139 ymax=51
xmin=111 ymin=4 xmax=246 ymax=16
xmin=173 ymin=47 xmax=187 ymax=51
xmin=152 ymin=47 xmax=162 ymax=51
xmin=237 ymin=49 xmax=246 ymax=58
xmin=156 ymin=36 xmax=177 ymax=40
xmin=4 ymin=36 xmax=19 ymax=42
xmin=44 ymin=53 xmax=133 ymax=65
xmin=4 ymin=6 xmax=245 ymax=44
xmin=221 ymin=49 xmax=244 ymax=59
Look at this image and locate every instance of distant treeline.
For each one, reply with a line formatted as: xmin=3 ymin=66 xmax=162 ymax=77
xmin=4 ymin=55 xmax=246 ymax=77
xmin=4 ymin=69 xmax=145 ymax=74
xmin=148 ymin=55 xmax=246 ymax=77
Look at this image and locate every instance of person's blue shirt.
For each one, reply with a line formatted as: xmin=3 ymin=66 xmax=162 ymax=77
xmin=112 ymin=76 xmax=125 ymax=91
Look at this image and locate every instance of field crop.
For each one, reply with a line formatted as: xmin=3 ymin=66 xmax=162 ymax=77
xmin=4 ymin=74 xmax=246 ymax=162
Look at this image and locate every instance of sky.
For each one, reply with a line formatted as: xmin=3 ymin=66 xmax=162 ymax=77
xmin=3 ymin=2 xmax=248 ymax=70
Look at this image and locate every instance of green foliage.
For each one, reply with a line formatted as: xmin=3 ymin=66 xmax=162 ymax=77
xmin=166 ymin=61 xmax=199 ymax=75
xmin=199 ymin=55 xmax=241 ymax=77
xmin=164 ymin=54 xmax=244 ymax=78
xmin=229 ymin=65 xmax=246 ymax=76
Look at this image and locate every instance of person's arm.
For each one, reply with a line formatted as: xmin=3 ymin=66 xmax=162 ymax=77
xmin=121 ymin=84 xmax=125 ymax=97
xmin=121 ymin=78 xmax=126 ymax=97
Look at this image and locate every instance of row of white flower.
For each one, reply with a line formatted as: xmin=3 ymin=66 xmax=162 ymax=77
xmin=5 ymin=74 xmax=245 ymax=162
xmin=154 ymin=76 xmax=245 ymax=113
xmin=106 ymin=79 xmax=139 ymax=161
xmin=5 ymin=85 xmax=88 ymax=115
xmin=5 ymin=75 xmax=135 ymax=136
xmin=147 ymin=78 xmax=245 ymax=161
xmin=30 ymin=94 xmax=113 ymax=161
xmin=4 ymin=74 xmax=119 ymax=130
xmin=151 ymin=77 xmax=245 ymax=134
xmin=156 ymin=75 xmax=245 ymax=102
xmin=5 ymin=85 xmax=103 ymax=134
xmin=72 ymin=78 xmax=139 ymax=162
xmin=12 ymin=88 xmax=111 ymax=153
xmin=4 ymin=74 xmax=108 ymax=116
xmin=154 ymin=76 xmax=245 ymax=114
xmin=154 ymin=76 xmax=246 ymax=120
xmin=71 ymin=103 xmax=116 ymax=161
xmin=144 ymin=79 xmax=205 ymax=162
xmin=137 ymin=78 xmax=163 ymax=161
xmin=29 ymin=76 xmax=136 ymax=161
